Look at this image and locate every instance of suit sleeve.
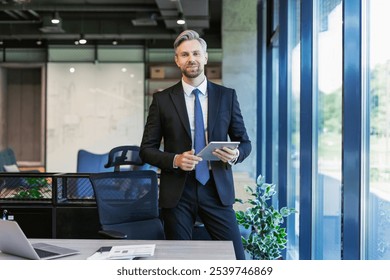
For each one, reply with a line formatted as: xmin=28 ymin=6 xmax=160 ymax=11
xmin=228 ymin=90 xmax=251 ymax=163
xmin=140 ymin=94 xmax=176 ymax=170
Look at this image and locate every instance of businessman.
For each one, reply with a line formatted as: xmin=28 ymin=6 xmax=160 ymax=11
xmin=140 ymin=30 xmax=251 ymax=260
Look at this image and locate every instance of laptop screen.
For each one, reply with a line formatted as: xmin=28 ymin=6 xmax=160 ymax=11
xmin=0 ymin=220 xmax=79 ymax=259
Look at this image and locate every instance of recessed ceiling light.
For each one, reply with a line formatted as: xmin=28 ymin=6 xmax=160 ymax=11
xmin=177 ymin=13 xmax=185 ymax=25
xmin=79 ymin=34 xmax=87 ymax=44
xmin=51 ymin=12 xmax=61 ymax=24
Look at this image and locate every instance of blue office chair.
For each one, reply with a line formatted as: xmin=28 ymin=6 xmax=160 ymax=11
xmin=89 ymin=170 xmax=165 ymax=240
xmin=77 ymin=149 xmax=113 ymax=173
xmin=73 ymin=149 xmax=114 ymax=198
xmin=0 ymin=148 xmax=40 ymax=190
xmin=89 ymin=145 xmax=164 ymax=240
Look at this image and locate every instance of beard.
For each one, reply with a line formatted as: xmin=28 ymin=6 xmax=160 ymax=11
xmin=181 ymin=62 xmax=203 ymax=79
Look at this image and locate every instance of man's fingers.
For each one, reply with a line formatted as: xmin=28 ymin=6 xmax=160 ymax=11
xmin=178 ymin=151 xmax=202 ymax=170
xmin=213 ymin=148 xmax=235 ymax=162
xmin=222 ymin=147 xmax=237 ymax=155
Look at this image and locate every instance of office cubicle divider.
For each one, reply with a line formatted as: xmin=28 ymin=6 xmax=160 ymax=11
xmin=0 ymin=172 xmax=101 ymax=239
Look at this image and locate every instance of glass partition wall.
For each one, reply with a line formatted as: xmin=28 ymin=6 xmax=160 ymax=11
xmin=366 ymin=0 xmax=390 ymax=260
xmin=286 ymin=0 xmax=301 ymax=260
xmin=313 ymin=0 xmax=343 ymax=260
xmin=260 ymin=0 xmax=390 ymax=259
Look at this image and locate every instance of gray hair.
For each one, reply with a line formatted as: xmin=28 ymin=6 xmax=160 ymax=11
xmin=173 ymin=30 xmax=207 ymax=53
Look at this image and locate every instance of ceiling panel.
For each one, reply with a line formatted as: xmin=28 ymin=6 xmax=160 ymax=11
xmin=0 ymin=0 xmax=222 ymax=48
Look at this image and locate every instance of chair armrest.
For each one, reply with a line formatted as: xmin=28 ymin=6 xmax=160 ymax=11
xmin=98 ymin=229 xmax=128 ymax=239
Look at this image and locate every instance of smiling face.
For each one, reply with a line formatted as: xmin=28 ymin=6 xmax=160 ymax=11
xmin=175 ymin=39 xmax=208 ymax=85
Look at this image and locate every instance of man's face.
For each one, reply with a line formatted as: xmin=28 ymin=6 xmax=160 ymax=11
xmin=175 ymin=39 xmax=208 ymax=79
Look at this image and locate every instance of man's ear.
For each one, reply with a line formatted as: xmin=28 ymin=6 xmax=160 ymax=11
xmin=204 ymin=52 xmax=208 ymax=65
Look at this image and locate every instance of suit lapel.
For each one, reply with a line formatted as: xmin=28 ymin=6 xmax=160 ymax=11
xmin=207 ymin=82 xmax=221 ymax=140
xmin=170 ymin=82 xmax=191 ymax=139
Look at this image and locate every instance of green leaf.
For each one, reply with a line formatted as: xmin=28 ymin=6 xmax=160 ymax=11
xmin=235 ymin=174 xmax=297 ymax=260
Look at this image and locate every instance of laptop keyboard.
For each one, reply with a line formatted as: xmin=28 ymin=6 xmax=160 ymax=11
xmin=34 ymin=248 xmax=59 ymax=258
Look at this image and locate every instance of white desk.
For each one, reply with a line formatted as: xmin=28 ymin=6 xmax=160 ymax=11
xmin=0 ymin=239 xmax=235 ymax=260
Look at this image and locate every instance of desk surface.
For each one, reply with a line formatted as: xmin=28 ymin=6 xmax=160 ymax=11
xmin=0 ymin=239 xmax=235 ymax=260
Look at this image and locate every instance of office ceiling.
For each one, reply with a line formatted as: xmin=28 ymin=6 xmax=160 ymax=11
xmin=0 ymin=0 xmax=222 ymax=48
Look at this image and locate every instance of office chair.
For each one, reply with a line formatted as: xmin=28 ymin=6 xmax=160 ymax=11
xmin=77 ymin=149 xmax=113 ymax=173
xmin=72 ymin=149 xmax=114 ymax=198
xmin=0 ymin=148 xmax=41 ymax=190
xmin=105 ymin=146 xmax=208 ymax=240
xmin=90 ymin=170 xmax=165 ymax=240
xmin=89 ymin=146 xmax=164 ymax=240
xmin=104 ymin=145 xmax=157 ymax=172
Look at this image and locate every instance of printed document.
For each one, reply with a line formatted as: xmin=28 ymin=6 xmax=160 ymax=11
xmin=87 ymin=244 xmax=155 ymax=260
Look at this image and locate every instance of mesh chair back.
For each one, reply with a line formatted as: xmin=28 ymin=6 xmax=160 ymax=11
xmin=90 ymin=170 xmax=159 ymax=226
xmin=105 ymin=146 xmax=143 ymax=170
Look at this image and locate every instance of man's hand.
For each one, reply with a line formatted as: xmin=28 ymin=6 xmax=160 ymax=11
xmin=174 ymin=149 xmax=203 ymax=171
xmin=212 ymin=147 xmax=239 ymax=163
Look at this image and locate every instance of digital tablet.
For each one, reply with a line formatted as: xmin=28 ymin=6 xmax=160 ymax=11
xmin=196 ymin=141 xmax=240 ymax=161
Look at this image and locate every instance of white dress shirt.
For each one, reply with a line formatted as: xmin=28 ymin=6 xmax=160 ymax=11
xmin=182 ymin=78 xmax=208 ymax=148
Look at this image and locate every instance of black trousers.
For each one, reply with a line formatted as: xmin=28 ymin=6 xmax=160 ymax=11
xmin=161 ymin=171 xmax=245 ymax=260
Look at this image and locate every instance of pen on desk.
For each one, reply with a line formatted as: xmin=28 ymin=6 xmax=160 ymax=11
xmin=97 ymin=246 xmax=111 ymax=253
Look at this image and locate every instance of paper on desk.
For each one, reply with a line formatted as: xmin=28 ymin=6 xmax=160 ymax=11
xmin=87 ymin=244 xmax=155 ymax=260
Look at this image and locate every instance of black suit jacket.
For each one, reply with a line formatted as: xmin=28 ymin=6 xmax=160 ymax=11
xmin=140 ymin=81 xmax=251 ymax=208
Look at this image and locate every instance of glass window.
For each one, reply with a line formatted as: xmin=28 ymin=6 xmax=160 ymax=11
xmin=313 ymin=0 xmax=343 ymax=259
xmin=286 ymin=0 xmax=301 ymax=260
xmin=366 ymin=0 xmax=390 ymax=260
xmin=272 ymin=0 xmax=280 ymax=187
xmin=259 ymin=0 xmax=267 ymax=176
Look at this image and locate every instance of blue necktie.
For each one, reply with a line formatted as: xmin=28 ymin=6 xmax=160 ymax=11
xmin=193 ymin=88 xmax=210 ymax=185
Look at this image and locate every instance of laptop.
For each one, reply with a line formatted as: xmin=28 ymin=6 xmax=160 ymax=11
xmin=0 ymin=219 xmax=79 ymax=260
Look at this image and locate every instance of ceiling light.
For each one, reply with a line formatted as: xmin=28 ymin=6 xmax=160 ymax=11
xmin=40 ymin=15 xmax=64 ymax=33
xmin=112 ymin=40 xmax=118 ymax=45
xmin=176 ymin=13 xmax=185 ymax=25
xmin=78 ymin=34 xmax=87 ymax=45
xmin=51 ymin=12 xmax=61 ymax=24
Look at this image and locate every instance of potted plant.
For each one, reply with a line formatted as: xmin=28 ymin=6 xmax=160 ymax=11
xmin=235 ymin=175 xmax=297 ymax=260
xmin=13 ymin=177 xmax=51 ymax=199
